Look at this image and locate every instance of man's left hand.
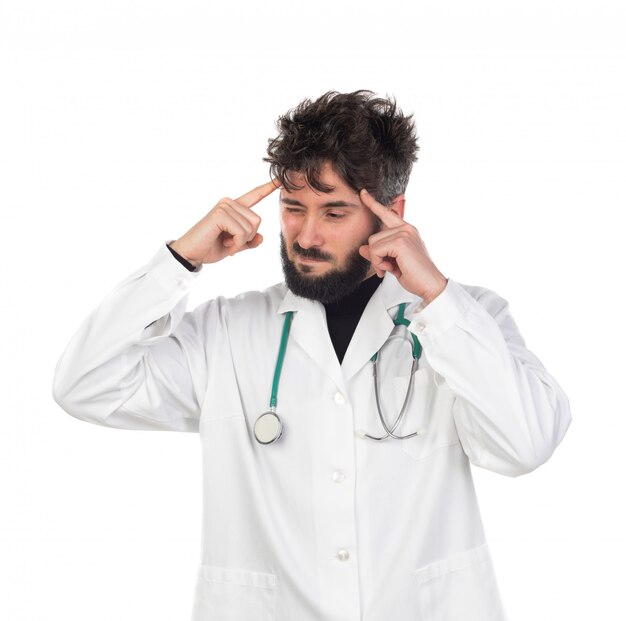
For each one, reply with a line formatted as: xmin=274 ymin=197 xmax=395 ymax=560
xmin=358 ymin=188 xmax=448 ymax=305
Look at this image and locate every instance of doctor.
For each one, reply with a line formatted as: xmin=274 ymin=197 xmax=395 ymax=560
xmin=52 ymin=90 xmax=571 ymax=620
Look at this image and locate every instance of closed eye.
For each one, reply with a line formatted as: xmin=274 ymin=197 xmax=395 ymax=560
xmin=282 ymin=206 xmax=348 ymax=220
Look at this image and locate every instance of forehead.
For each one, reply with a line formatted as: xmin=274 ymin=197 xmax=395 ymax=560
xmin=280 ymin=163 xmax=360 ymax=207
xmin=282 ymin=162 xmax=355 ymax=198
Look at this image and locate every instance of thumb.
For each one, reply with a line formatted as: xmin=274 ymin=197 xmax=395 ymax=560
xmin=244 ymin=233 xmax=264 ymax=250
xmin=359 ymin=244 xmax=371 ymax=260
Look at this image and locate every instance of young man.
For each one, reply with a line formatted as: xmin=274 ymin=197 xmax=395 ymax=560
xmin=52 ymin=90 xmax=571 ymax=620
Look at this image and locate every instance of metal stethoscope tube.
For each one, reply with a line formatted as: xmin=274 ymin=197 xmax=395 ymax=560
xmin=360 ymin=332 xmax=422 ymax=441
xmin=254 ymin=303 xmax=424 ymax=445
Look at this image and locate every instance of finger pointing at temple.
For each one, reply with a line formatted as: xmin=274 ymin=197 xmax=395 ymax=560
xmin=236 ymin=178 xmax=282 ymax=209
xmin=169 ymin=178 xmax=282 ymax=267
xmin=359 ymin=188 xmax=406 ymax=228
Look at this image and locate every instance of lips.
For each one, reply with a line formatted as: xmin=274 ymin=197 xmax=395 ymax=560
xmin=298 ymin=256 xmax=326 ymax=263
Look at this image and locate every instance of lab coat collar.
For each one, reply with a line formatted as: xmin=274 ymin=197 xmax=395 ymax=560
xmin=277 ymin=273 xmax=422 ymax=387
xmin=341 ymin=272 xmax=422 ymax=383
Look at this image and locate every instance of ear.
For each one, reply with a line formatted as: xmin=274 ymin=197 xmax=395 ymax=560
xmin=389 ymin=194 xmax=406 ymax=220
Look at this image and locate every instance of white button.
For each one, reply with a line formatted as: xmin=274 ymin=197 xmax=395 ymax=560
xmin=332 ymin=470 xmax=345 ymax=483
xmin=334 ymin=392 xmax=346 ymax=404
xmin=336 ymin=548 xmax=350 ymax=561
xmin=414 ymin=322 xmax=426 ymax=332
xmin=355 ymin=429 xmax=366 ymax=438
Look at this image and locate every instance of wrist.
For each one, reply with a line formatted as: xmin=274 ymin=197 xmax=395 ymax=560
xmin=168 ymin=240 xmax=201 ymax=269
xmin=421 ymin=276 xmax=448 ymax=306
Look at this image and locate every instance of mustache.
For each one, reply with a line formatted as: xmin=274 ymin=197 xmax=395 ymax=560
xmin=292 ymin=243 xmax=333 ymax=262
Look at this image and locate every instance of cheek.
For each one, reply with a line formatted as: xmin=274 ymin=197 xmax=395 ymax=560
xmin=349 ymin=216 xmax=379 ymax=246
xmin=279 ymin=213 xmax=292 ymax=237
xmin=280 ymin=221 xmax=296 ymax=242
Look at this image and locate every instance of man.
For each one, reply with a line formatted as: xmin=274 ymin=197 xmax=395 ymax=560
xmin=52 ymin=90 xmax=571 ymax=620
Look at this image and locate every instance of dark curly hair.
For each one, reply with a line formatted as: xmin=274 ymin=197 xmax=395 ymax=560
xmin=263 ymin=90 xmax=419 ymax=206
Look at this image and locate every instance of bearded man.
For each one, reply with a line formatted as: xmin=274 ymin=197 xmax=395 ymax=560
xmin=53 ymin=89 xmax=571 ymax=621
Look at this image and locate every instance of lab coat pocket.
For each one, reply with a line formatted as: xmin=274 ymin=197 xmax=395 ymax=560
xmin=396 ymin=369 xmax=459 ymax=460
xmin=191 ymin=565 xmax=277 ymax=621
xmin=413 ymin=543 xmax=507 ymax=621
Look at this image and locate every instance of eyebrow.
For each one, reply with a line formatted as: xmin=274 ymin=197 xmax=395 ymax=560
xmin=280 ymin=197 xmax=360 ymax=208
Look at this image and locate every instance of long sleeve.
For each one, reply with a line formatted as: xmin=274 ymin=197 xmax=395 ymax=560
xmin=166 ymin=241 xmax=199 ymax=272
xmin=52 ymin=241 xmax=208 ymax=432
xmin=407 ymin=278 xmax=571 ymax=477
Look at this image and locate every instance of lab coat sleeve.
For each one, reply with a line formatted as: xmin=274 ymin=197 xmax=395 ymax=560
xmin=407 ymin=278 xmax=572 ymax=477
xmin=52 ymin=241 xmax=209 ymax=432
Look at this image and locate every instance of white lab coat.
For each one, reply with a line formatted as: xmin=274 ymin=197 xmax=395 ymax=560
xmin=52 ymin=241 xmax=571 ymax=621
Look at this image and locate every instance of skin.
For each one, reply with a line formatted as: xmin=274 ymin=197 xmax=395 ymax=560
xmin=357 ymin=187 xmax=449 ymax=304
xmin=278 ymin=163 xmax=381 ymax=279
xmin=169 ymin=179 xmax=280 ymax=265
xmin=170 ymin=160 xmax=448 ymax=306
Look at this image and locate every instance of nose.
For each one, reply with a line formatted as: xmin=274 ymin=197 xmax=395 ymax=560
xmin=296 ymin=214 xmax=324 ymax=249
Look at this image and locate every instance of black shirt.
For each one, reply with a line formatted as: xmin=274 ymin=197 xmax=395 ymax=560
xmin=321 ymin=273 xmax=383 ymax=363
xmin=166 ymin=243 xmax=383 ymax=364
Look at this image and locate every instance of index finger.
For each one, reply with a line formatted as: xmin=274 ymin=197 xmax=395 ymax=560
xmin=236 ymin=178 xmax=281 ymax=209
xmin=359 ymin=189 xmax=405 ymax=228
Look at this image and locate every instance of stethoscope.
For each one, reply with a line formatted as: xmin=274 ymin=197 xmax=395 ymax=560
xmin=253 ymin=303 xmax=423 ymax=445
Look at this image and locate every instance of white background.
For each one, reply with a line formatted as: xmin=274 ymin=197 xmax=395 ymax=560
xmin=1 ymin=1 xmax=624 ymax=619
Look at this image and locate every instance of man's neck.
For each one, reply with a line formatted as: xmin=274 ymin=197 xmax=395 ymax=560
xmin=323 ymin=272 xmax=383 ymax=316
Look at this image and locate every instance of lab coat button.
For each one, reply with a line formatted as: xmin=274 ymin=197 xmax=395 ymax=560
xmin=415 ymin=322 xmax=426 ymax=332
xmin=332 ymin=470 xmax=345 ymax=483
xmin=336 ymin=548 xmax=350 ymax=561
xmin=334 ymin=392 xmax=346 ymax=404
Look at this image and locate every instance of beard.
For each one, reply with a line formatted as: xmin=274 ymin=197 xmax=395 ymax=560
xmin=279 ymin=228 xmax=380 ymax=304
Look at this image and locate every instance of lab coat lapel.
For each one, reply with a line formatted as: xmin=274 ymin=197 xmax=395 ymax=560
xmin=277 ymin=289 xmax=346 ymax=393
xmin=341 ymin=273 xmax=420 ymax=384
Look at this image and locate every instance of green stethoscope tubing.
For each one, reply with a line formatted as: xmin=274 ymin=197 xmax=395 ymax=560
xmin=253 ymin=303 xmax=424 ymax=445
xmin=370 ymin=302 xmax=422 ymax=361
xmin=270 ymin=310 xmax=294 ymax=410
xmin=253 ymin=310 xmax=295 ymax=444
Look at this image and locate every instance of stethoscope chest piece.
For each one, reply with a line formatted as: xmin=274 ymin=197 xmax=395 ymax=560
xmin=254 ymin=411 xmax=283 ymax=444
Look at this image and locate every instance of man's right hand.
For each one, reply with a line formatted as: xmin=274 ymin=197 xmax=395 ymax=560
xmin=169 ymin=178 xmax=281 ymax=267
